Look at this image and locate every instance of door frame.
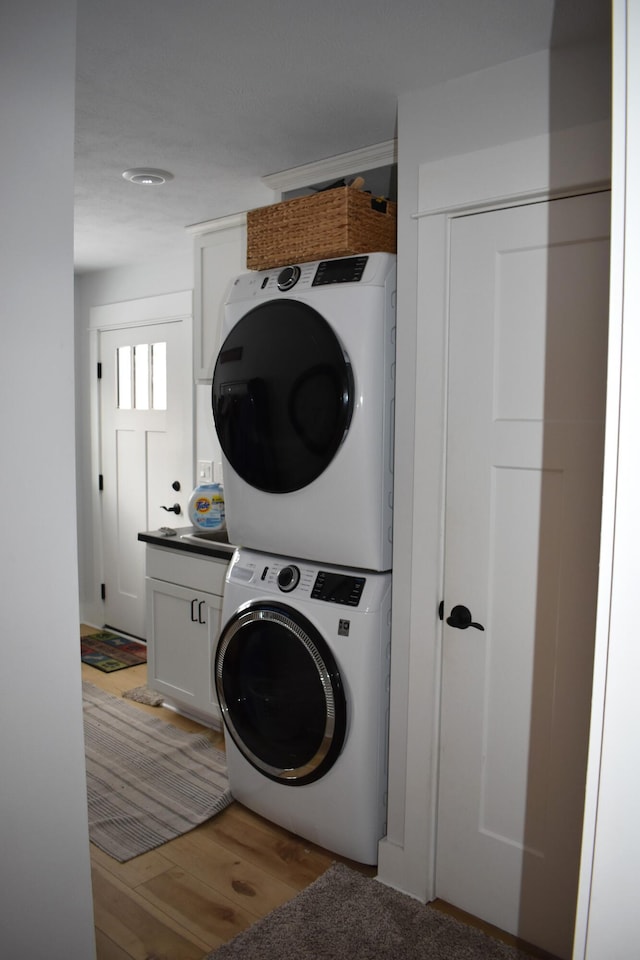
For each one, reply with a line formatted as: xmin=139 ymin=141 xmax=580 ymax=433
xmin=378 ymin=120 xmax=611 ymax=901
xmin=86 ymin=291 xmax=193 ymax=629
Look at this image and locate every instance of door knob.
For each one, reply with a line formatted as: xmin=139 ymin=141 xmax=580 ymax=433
xmin=172 ymin=480 xmax=181 ymax=491
xmin=440 ymin=601 xmax=484 ymax=631
xmin=160 ymin=503 xmax=181 ymax=514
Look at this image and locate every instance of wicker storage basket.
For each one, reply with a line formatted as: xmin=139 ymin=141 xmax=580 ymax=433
xmin=246 ymin=186 xmax=397 ymax=270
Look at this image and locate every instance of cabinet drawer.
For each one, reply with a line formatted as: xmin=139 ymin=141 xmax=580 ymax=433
xmin=146 ymin=545 xmax=229 ymax=595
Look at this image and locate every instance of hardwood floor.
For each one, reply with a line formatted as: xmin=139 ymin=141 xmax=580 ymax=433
xmin=81 ymin=630 xmax=545 ymax=960
xmin=81 ymin=641 xmax=375 ymax=960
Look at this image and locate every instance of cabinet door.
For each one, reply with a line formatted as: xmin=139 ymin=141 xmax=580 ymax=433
xmin=193 ymin=215 xmax=246 ymax=382
xmin=147 ymin=578 xmax=223 ymax=719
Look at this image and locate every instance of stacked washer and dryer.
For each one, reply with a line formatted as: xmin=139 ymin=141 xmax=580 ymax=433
xmin=211 ymin=252 xmax=396 ymax=864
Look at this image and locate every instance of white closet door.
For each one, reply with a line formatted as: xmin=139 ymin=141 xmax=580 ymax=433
xmin=437 ymin=191 xmax=610 ymax=959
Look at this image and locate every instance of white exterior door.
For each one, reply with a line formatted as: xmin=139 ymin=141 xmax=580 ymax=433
xmin=99 ymin=316 xmax=192 ymax=639
xmin=436 ymin=192 xmax=610 ymax=958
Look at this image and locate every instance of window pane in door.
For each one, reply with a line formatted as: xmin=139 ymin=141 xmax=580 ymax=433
xmin=151 ymin=342 xmax=167 ymax=410
xmin=133 ymin=343 xmax=149 ymax=410
xmin=116 ymin=346 xmax=132 ymax=409
xmin=116 ymin=340 xmax=167 ymax=411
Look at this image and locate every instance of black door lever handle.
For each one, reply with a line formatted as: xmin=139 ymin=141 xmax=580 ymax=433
xmin=439 ymin=601 xmax=485 ymax=631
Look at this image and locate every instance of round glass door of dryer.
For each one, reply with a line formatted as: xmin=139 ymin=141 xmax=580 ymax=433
xmin=214 ymin=602 xmax=347 ymax=785
xmin=211 ymin=300 xmax=354 ymax=493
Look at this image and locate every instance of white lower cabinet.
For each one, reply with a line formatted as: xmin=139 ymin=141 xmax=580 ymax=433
xmin=145 ymin=544 xmax=230 ymax=725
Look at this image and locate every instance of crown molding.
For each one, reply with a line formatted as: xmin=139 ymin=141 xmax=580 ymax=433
xmin=185 ymin=211 xmax=247 ymax=237
xmin=262 ymin=140 xmax=397 ymax=194
xmin=184 ymin=140 xmax=397 ymax=233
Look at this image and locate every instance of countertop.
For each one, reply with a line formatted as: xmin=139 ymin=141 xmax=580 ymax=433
xmin=138 ymin=526 xmax=236 ymax=561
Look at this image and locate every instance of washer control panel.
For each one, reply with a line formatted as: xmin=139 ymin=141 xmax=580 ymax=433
xmin=226 ymin=550 xmax=390 ymax=617
xmin=232 ymin=557 xmax=366 ymax=607
xmin=277 ymin=564 xmax=300 ymax=592
xmin=310 ymin=570 xmax=365 ymax=606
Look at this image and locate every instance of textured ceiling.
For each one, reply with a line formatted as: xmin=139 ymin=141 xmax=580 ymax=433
xmin=74 ymin=0 xmax=610 ymax=273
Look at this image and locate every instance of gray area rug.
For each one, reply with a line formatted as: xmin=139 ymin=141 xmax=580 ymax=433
xmin=83 ymin=681 xmax=232 ymax=861
xmin=204 ymin=863 xmax=529 ymax=960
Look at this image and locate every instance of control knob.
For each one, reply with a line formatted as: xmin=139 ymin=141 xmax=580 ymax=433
xmin=277 ymin=265 xmax=301 ymax=291
xmin=277 ymin=564 xmax=300 ymax=592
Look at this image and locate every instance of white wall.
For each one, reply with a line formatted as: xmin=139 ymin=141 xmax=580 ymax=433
xmin=574 ymin=2 xmax=640 ymax=955
xmin=0 ymin=2 xmax=96 ymax=956
xmin=380 ymin=42 xmax=611 ymax=899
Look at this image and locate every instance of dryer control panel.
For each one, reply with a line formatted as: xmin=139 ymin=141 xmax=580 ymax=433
xmin=274 ymin=256 xmax=368 ymax=291
xmin=225 ymin=251 xmax=395 ymax=306
xmin=311 ymin=256 xmax=369 ymax=286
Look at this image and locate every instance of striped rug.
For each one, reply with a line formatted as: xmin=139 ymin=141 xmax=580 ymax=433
xmin=82 ymin=681 xmax=232 ymax=861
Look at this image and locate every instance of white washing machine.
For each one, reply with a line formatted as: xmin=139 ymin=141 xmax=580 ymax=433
xmin=211 ymin=252 xmax=396 ymax=571
xmin=213 ymin=547 xmax=392 ymax=865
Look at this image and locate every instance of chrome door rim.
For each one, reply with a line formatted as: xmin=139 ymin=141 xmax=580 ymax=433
xmin=215 ymin=605 xmax=345 ymax=783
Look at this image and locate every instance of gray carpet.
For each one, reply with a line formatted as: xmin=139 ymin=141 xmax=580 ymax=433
xmin=204 ymin=863 xmax=530 ymax=960
xmin=83 ymin=681 xmax=232 ymax=861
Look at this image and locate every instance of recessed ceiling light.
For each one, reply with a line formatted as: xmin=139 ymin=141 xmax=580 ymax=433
xmin=122 ymin=168 xmax=174 ymax=185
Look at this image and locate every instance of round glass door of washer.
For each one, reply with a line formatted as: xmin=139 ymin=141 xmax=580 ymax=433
xmin=214 ymin=602 xmax=347 ymax=785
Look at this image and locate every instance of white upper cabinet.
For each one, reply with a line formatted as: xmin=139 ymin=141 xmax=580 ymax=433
xmin=192 ymin=213 xmax=247 ymax=382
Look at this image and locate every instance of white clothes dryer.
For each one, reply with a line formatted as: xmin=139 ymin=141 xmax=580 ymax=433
xmin=211 ymin=253 xmax=396 ymax=571
xmin=213 ymin=547 xmax=392 ymax=865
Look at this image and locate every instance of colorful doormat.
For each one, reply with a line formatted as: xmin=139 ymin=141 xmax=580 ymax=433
xmin=81 ymin=630 xmax=147 ymax=672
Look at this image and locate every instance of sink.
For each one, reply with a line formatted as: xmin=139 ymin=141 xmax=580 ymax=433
xmin=179 ymin=528 xmax=229 ymax=545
